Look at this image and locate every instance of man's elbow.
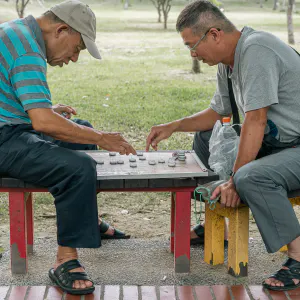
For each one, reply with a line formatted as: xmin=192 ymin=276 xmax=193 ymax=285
xmin=31 ymin=119 xmax=48 ymax=132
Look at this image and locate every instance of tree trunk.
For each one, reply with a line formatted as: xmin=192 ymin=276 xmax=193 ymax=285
xmin=280 ymin=0 xmax=286 ymax=11
xmin=273 ymin=0 xmax=278 ymax=10
xmin=192 ymin=59 xmax=201 ymax=73
xmin=163 ymin=11 xmax=167 ymax=29
xmin=287 ymin=0 xmax=295 ymax=44
xmin=158 ymin=6 xmax=161 ymax=23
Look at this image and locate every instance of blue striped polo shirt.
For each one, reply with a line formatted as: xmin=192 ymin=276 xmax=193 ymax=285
xmin=0 ymin=15 xmax=52 ymax=127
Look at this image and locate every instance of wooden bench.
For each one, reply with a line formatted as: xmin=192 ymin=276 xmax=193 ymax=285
xmin=204 ymin=190 xmax=300 ymax=277
xmin=3 ymin=173 xmax=217 ymax=275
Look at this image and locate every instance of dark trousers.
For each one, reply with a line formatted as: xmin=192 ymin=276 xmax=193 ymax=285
xmin=192 ymin=130 xmax=212 ymax=170
xmin=0 ymin=119 xmax=101 ymax=248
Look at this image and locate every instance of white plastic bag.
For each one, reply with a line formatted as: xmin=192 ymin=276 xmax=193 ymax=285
xmin=208 ymin=120 xmax=240 ymax=180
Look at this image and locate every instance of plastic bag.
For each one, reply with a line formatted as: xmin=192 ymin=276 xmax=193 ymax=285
xmin=208 ymin=120 xmax=240 ymax=180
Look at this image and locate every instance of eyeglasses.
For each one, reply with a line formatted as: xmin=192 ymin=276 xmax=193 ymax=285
xmin=186 ymin=28 xmax=220 ymax=52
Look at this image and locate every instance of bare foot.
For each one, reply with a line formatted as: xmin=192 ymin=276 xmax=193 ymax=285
xmin=55 ymin=247 xmax=93 ymax=290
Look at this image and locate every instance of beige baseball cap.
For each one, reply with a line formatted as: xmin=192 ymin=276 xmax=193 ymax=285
xmin=50 ymin=0 xmax=101 ymax=60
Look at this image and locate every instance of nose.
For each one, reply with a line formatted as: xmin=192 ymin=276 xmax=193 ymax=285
xmin=190 ymin=51 xmax=198 ymax=58
xmin=70 ymin=52 xmax=80 ymax=63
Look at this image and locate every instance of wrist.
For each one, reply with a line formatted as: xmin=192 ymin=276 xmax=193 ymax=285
xmin=171 ymin=120 xmax=182 ymax=132
xmin=229 ymin=170 xmax=236 ymax=178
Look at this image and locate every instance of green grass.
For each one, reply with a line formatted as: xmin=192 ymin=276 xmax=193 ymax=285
xmin=0 ymin=0 xmax=300 ymax=207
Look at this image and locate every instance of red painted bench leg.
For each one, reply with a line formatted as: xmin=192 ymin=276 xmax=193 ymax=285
xmin=26 ymin=193 xmax=34 ymax=254
xmin=170 ymin=192 xmax=175 ymax=253
xmin=9 ymin=192 xmax=28 ymax=274
xmin=174 ymin=191 xmax=191 ymax=273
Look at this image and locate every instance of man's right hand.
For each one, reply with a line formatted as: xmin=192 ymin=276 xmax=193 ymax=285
xmin=99 ymin=132 xmax=136 ymax=155
xmin=146 ymin=123 xmax=176 ymax=151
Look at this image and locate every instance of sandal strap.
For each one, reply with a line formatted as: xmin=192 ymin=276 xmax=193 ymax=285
xmin=69 ymin=272 xmax=91 ymax=281
xmin=269 ymin=269 xmax=297 ymax=286
xmin=193 ymin=224 xmax=204 ymax=237
xmin=99 ymin=220 xmax=110 ymax=233
xmin=55 ymin=259 xmax=83 ymax=275
xmin=283 ymin=258 xmax=300 ymax=278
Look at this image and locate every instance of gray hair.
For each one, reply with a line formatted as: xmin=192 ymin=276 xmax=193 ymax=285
xmin=176 ymin=0 xmax=236 ymax=36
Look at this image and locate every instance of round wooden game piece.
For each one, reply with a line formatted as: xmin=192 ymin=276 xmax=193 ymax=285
xmin=168 ymin=158 xmax=176 ymax=167
xmin=139 ymin=156 xmax=146 ymax=161
xmin=129 ymin=157 xmax=136 ymax=162
xmin=117 ymin=160 xmax=124 ymax=164
xmin=97 ymin=160 xmax=104 ymax=165
xmin=137 ymin=152 xmax=143 ymax=156
xmin=109 ymin=152 xmax=117 ymax=156
xmin=148 ymin=160 xmax=156 ymax=165
xmin=110 ymin=160 xmax=117 ymax=165
xmin=158 ymin=158 xmax=165 ymax=163
xmin=130 ymin=162 xmax=137 ymax=168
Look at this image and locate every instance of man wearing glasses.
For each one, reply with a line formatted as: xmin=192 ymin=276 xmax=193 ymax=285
xmin=146 ymin=0 xmax=300 ymax=291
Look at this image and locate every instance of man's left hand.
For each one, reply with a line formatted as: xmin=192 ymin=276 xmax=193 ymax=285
xmin=211 ymin=177 xmax=241 ymax=208
xmin=52 ymin=104 xmax=77 ymax=119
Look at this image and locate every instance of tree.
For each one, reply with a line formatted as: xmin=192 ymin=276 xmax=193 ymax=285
xmin=287 ymin=0 xmax=295 ymax=44
xmin=273 ymin=0 xmax=279 ymax=10
xmin=150 ymin=0 xmax=172 ymax=29
xmin=150 ymin=0 xmax=162 ymax=23
xmin=161 ymin=0 xmax=172 ymax=29
xmin=192 ymin=58 xmax=201 ymax=73
xmin=16 ymin=0 xmax=30 ymax=18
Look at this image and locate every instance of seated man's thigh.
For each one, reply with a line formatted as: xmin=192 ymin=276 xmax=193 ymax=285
xmin=0 ymin=130 xmax=96 ymax=187
xmin=235 ymin=146 xmax=300 ymax=193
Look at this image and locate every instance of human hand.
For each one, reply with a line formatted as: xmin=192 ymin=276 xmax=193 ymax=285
xmin=99 ymin=132 xmax=136 ymax=155
xmin=146 ymin=123 xmax=176 ymax=151
xmin=52 ymin=104 xmax=77 ymax=119
xmin=210 ymin=177 xmax=241 ymax=208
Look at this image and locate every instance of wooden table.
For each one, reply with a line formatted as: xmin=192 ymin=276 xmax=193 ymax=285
xmin=3 ymin=151 xmax=217 ymax=274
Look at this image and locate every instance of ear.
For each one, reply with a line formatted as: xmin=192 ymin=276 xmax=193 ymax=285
xmin=210 ymin=28 xmax=221 ymax=42
xmin=55 ymin=24 xmax=70 ymax=38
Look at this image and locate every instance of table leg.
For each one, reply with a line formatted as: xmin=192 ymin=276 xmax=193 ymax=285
xmin=26 ymin=193 xmax=34 ymax=254
xmin=174 ymin=191 xmax=191 ymax=273
xmin=9 ymin=192 xmax=28 ymax=274
xmin=170 ymin=192 xmax=175 ymax=253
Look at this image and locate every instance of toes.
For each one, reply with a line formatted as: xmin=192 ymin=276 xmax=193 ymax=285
xmin=74 ymin=280 xmax=81 ymax=289
xmin=79 ymin=280 xmax=86 ymax=289
xmin=85 ymin=280 xmax=93 ymax=288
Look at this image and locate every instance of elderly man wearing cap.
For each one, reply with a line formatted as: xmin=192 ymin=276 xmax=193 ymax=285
xmin=0 ymin=0 xmax=136 ymax=295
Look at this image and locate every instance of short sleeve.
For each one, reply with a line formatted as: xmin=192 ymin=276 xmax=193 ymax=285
xmin=209 ymin=64 xmax=232 ymax=115
xmin=9 ymin=53 xmax=52 ymax=111
xmin=240 ymin=44 xmax=279 ymax=112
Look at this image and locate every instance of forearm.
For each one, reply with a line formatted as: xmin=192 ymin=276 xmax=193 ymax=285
xmin=233 ymin=109 xmax=267 ymax=172
xmin=172 ymin=107 xmax=224 ymax=133
xmin=30 ymin=109 xmax=103 ymax=145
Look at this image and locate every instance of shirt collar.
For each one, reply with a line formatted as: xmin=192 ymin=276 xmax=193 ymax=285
xmin=231 ymin=26 xmax=255 ymax=78
xmin=24 ymin=15 xmax=47 ymax=58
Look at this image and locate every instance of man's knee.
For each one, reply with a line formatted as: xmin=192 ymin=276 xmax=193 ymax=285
xmin=234 ymin=162 xmax=268 ymax=203
xmin=60 ymin=150 xmax=97 ymax=182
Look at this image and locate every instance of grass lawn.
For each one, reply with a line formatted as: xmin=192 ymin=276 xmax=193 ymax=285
xmin=0 ymin=0 xmax=299 ymax=217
